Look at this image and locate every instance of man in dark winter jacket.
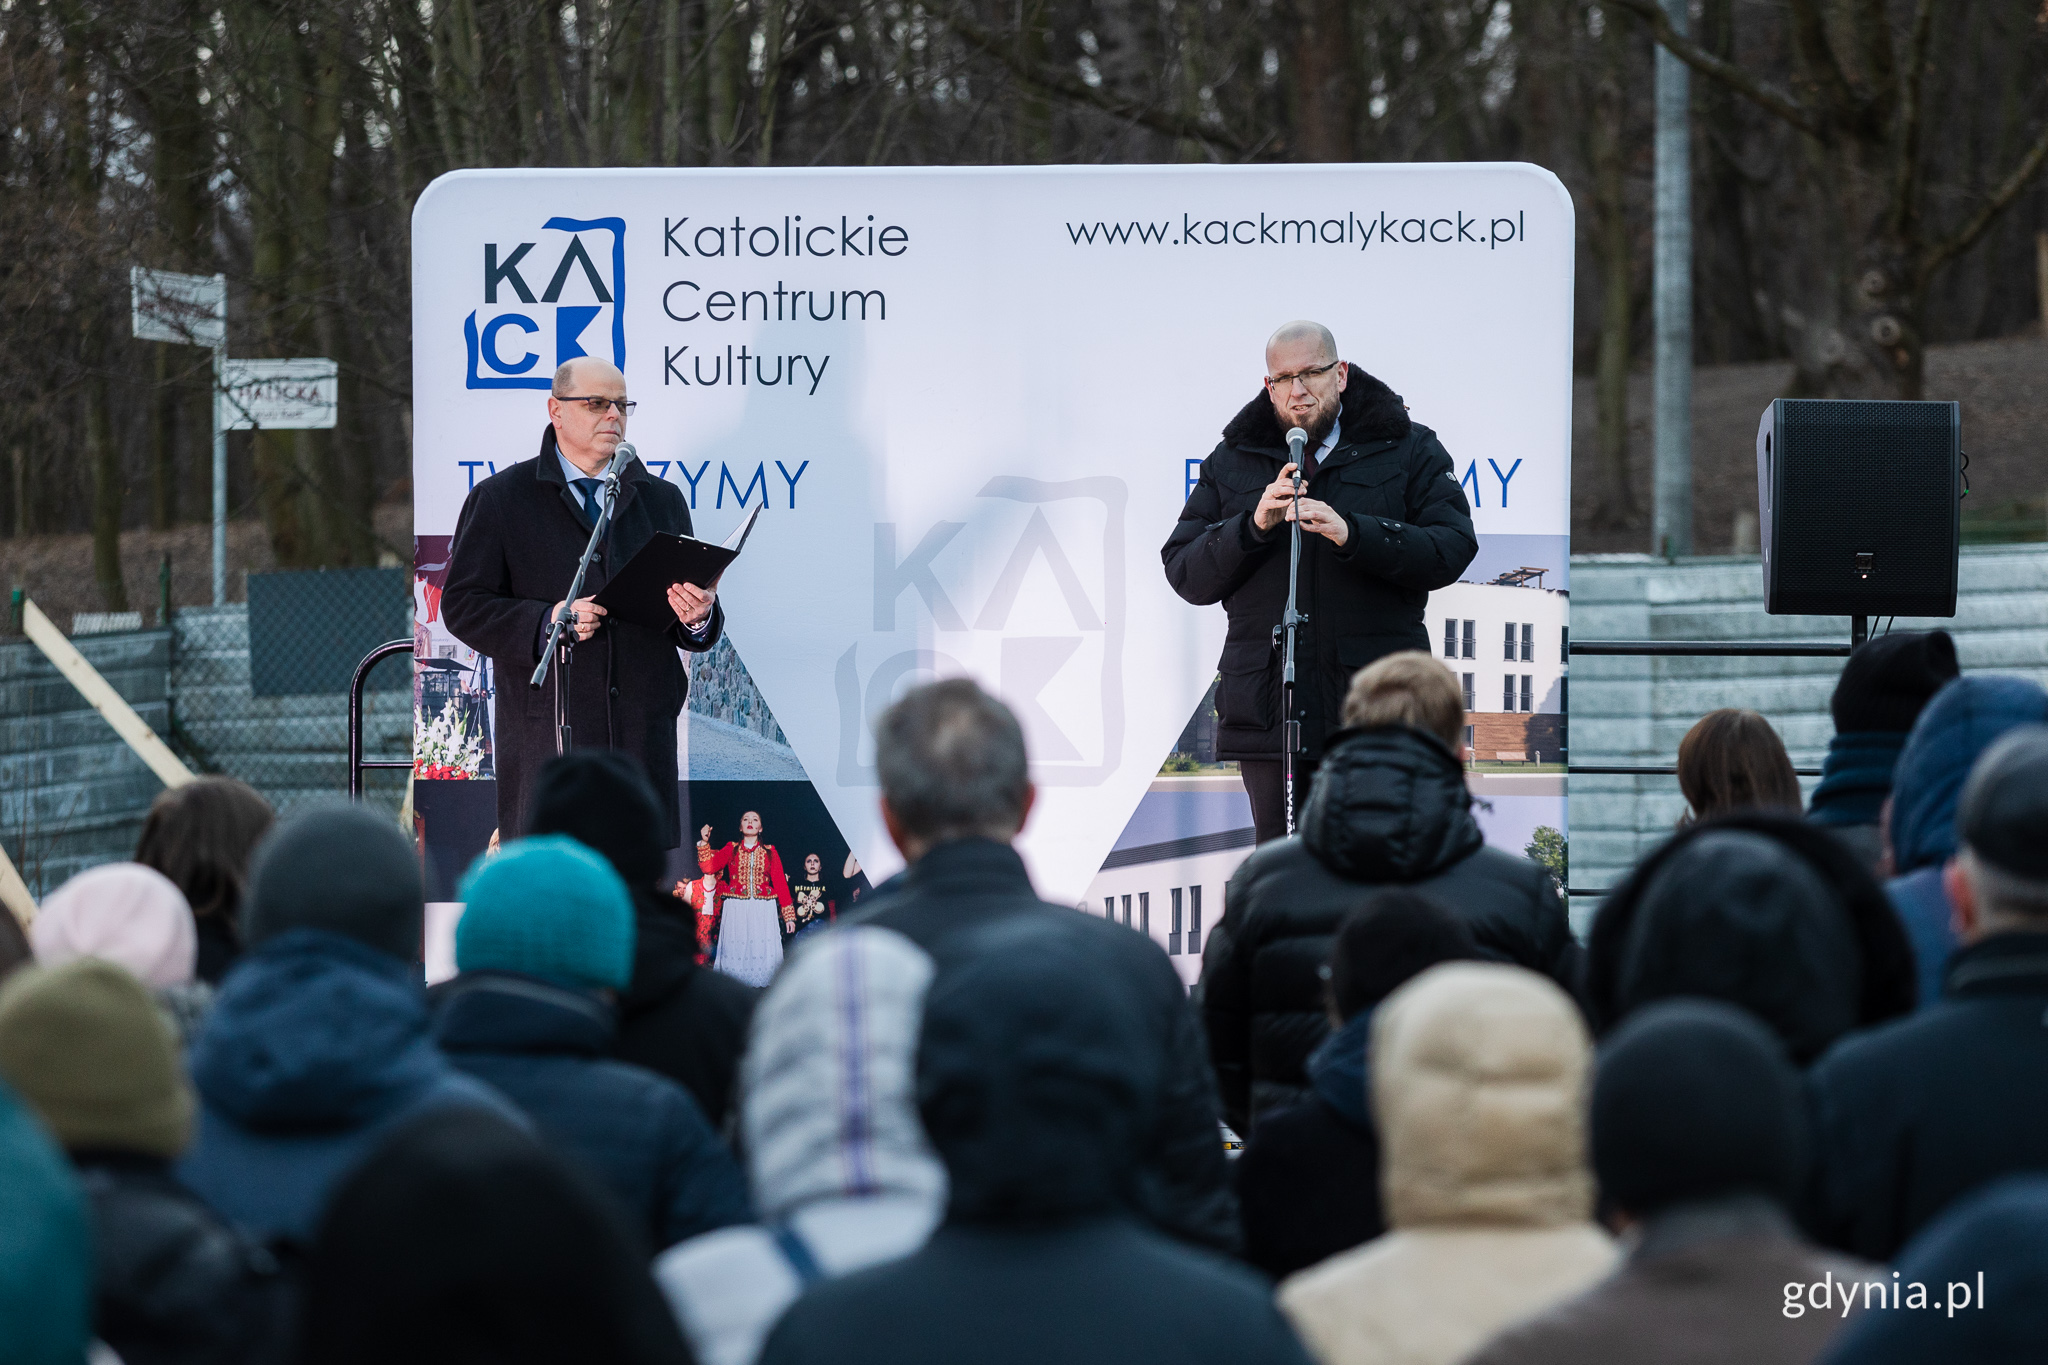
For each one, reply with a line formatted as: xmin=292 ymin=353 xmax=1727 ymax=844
xmin=1816 ymin=1174 xmax=2048 ymax=1365
xmin=848 ymin=678 xmax=1239 ymax=1254
xmin=1881 ymin=676 xmax=2048 ymax=1011
xmin=0 ymin=959 xmax=290 ymax=1365
xmin=758 ymin=918 xmax=1315 ymax=1365
xmin=1235 ymin=889 xmax=1476 ymax=1280
xmin=1200 ymin=652 xmax=1573 ymax=1132
xmin=1163 ymin=321 xmax=1476 ymax=842
xmin=1806 ymin=631 xmax=1958 ymax=873
xmin=442 ymin=357 xmax=724 ymax=844
xmin=1585 ymin=812 xmax=1915 ymax=1065
xmin=523 ymin=751 xmax=758 ymax=1132
xmin=1809 ymin=728 xmax=2048 ymax=1261
xmin=435 ymin=836 xmax=750 ymax=1250
xmin=177 ymin=805 xmax=521 ymax=1246
xmin=1467 ymin=1001 xmax=1877 ymax=1365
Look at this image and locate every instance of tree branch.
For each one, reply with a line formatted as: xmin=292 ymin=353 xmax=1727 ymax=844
xmin=1607 ymin=0 xmax=1826 ymax=138
xmin=936 ymin=6 xmax=1253 ymax=156
xmin=1920 ymin=117 xmax=2048 ymax=278
xmin=1887 ymin=0 xmax=1936 ymax=240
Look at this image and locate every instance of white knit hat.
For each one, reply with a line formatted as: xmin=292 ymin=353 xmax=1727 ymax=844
xmin=31 ymin=863 xmax=197 ymax=988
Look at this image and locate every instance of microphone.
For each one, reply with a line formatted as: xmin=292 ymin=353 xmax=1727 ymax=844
xmin=1286 ymin=427 xmax=1306 ymax=487
xmin=604 ymin=441 xmax=637 ymax=480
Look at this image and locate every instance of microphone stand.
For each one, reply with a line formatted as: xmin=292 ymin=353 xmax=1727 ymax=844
xmin=530 ymin=455 xmax=626 ymax=757
xmin=1276 ymin=440 xmax=1308 ymax=835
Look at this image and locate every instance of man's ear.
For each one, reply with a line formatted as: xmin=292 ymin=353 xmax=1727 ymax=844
xmin=1946 ymin=855 xmax=1979 ymax=941
xmin=1333 ymin=360 xmax=1349 ymax=393
xmin=881 ymin=797 xmax=916 ymax=863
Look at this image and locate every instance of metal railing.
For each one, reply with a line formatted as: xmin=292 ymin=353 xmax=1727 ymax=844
xmin=1561 ymin=616 xmax=1865 ymax=898
xmin=348 ymin=640 xmax=414 ymax=799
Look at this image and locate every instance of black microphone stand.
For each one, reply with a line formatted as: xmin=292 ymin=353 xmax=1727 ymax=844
xmin=530 ymin=457 xmax=625 ymax=756
xmin=1276 ymin=440 xmax=1308 ymax=835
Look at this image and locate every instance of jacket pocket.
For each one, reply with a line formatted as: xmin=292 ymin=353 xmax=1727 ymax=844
xmin=1215 ymin=638 xmax=1278 ymax=731
xmin=1335 ymin=459 xmax=1405 ymax=519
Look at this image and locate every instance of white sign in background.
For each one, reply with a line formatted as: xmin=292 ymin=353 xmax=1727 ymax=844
xmin=221 ymin=358 xmax=339 ymax=431
xmin=413 ymin=164 xmax=1574 ymax=901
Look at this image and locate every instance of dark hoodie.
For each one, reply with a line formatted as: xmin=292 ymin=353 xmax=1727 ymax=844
xmin=1162 ymin=366 xmax=1476 ymax=762
xmin=1199 ymin=725 xmax=1573 ymax=1131
xmin=1584 ymin=815 xmax=1916 ymax=1064
xmin=758 ymin=918 xmax=1314 ymax=1365
xmin=1882 ymin=677 xmax=2048 ymax=1010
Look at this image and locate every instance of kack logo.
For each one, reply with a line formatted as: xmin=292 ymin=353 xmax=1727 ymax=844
xmin=465 ymin=217 xmax=626 ymax=389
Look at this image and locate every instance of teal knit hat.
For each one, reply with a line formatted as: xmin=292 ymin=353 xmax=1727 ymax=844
xmin=455 ymin=836 xmax=636 ymax=992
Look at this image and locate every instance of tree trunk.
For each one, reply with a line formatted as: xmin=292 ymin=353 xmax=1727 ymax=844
xmin=1283 ymin=0 xmax=1355 ymax=160
xmin=1784 ymin=134 xmax=1924 ymax=399
xmin=86 ymin=358 xmax=129 ymax=612
xmin=1587 ymin=11 xmax=1639 ymax=530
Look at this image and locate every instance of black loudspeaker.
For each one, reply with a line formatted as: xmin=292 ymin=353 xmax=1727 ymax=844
xmin=1756 ymin=398 xmax=1959 ymax=617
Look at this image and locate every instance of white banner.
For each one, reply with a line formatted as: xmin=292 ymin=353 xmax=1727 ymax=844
xmin=413 ymin=165 xmax=1573 ymax=902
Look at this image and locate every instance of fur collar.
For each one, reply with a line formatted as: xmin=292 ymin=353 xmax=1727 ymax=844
xmin=1220 ymin=363 xmax=1412 ymax=451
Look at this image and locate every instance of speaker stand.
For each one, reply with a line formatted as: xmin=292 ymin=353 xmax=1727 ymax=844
xmin=1851 ymin=615 xmax=1869 ymax=649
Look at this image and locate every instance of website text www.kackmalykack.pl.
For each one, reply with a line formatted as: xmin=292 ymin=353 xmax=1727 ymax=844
xmin=1064 ymin=210 xmax=1529 ymax=250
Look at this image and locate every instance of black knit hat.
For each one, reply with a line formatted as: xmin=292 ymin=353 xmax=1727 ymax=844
xmin=1326 ymin=889 xmax=1478 ymax=1022
xmin=1831 ymin=630 xmax=1959 ymax=734
xmin=1958 ymin=726 xmax=2048 ymax=881
xmin=1592 ymin=999 xmax=1805 ymax=1216
xmin=524 ymin=752 xmax=669 ymax=892
xmin=244 ymin=804 xmax=424 ymax=961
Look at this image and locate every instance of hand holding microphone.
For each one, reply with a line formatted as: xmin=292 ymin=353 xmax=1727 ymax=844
xmin=1251 ymin=426 xmax=1349 ymax=546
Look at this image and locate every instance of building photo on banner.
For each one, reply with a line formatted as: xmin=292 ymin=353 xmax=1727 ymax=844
xmin=411 ymin=163 xmax=1573 ymax=986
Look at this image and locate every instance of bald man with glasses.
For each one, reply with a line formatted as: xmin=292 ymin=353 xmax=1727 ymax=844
xmin=1163 ymin=322 xmax=1476 ymax=843
xmin=444 ymin=356 xmax=723 ymax=846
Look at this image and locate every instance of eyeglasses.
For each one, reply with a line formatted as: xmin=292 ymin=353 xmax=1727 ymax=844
xmin=557 ymin=396 xmax=637 ymax=415
xmin=1264 ymin=361 xmax=1341 ymax=391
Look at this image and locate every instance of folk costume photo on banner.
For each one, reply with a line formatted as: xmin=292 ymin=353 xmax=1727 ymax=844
xmin=698 ymin=813 xmax=793 ymax=987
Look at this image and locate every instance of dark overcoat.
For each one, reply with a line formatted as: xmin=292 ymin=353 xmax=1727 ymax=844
xmin=442 ymin=427 xmax=723 ymax=844
xmin=1161 ymin=367 xmax=1477 ymax=762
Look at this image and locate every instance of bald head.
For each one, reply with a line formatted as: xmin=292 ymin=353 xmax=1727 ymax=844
xmin=552 ymin=356 xmax=624 ymax=397
xmin=1267 ymin=320 xmax=1337 ymax=367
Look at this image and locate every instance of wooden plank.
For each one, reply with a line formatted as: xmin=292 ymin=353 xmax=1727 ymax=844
xmin=22 ymin=599 xmax=193 ymax=790
xmin=0 ymin=836 xmax=35 ymax=928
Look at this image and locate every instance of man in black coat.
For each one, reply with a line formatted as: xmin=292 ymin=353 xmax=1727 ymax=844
xmin=1199 ymin=652 xmax=1572 ymax=1134
xmin=1808 ymin=728 xmax=2048 ymax=1261
xmin=1163 ymin=320 xmax=1476 ymax=842
xmin=847 ymin=678 xmax=1240 ymax=1254
xmin=443 ymin=357 xmax=723 ymax=844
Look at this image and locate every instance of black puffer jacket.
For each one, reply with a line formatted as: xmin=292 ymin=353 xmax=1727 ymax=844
xmin=76 ymin=1153 xmax=292 ymax=1365
xmin=1584 ymin=813 xmax=1916 ymax=1064
xmin=1162 ymin=368 xmax=1476 ymax=762
xmin=1199 ymin=725 xmax=1573 ymax=1132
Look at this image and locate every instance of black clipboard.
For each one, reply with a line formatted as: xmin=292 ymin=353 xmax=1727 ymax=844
xmin=593 ymin=505 xmax=761 ymax=631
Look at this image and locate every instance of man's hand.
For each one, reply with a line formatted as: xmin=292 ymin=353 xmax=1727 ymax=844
xmin=551 ymin=596 xmax=606 ymax=642
xmin=1252 ymin=463 xmax=1304 ymax=533
xmin=1292 ymin=498 xmax=1350 ymax=547
xmin=669 ymin=582 xmax=716 ymax=630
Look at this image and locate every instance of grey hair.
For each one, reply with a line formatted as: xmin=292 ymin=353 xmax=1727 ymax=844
xmin=875 ymin=679 xmax=1030 ymax=845
xmin=1267 ymin=319 xmax=1338 ymax=363
xmin=1961 ymin=847 xmax=2048 ymax=927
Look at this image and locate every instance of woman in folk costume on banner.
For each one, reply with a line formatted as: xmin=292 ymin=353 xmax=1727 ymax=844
xmin=673 ymin=868 xmax=724 ymax=965
xmin=698 ymin=813 xmax=793 ymax=987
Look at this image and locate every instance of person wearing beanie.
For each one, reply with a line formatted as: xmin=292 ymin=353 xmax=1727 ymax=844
xmin=299 ymin=1107 xmax=696 ymax=1365
xmin=1584 ymin=812 xmax=1916 ymax=1064
xmin=177 ymin=803 xmax=520 ymax=1247
xmin=31 ymin=862 xmax=213 ymax=1042
xmin=757 ymin=917 xmax=1314 ymax=1365
xmin=434 ymin=836 xmax=750 ymax=1251
xmin=0 ymin=959 xmax=290 ymax=1364
xmin=1277 ymin=963 xmax=1616 ymax=1365
xmin=1881 ymin=675 xmax=2048 ymax=1011
xmin=0 ymin=1078 xmax=92 ymax=1365
xmin=523 ymin=752 xmax=759 ymax=1132
xmin=1234 ymin=889 xmax=1478 ymax=1281
xmin=1808 ymin=631 xmax=1960 ymax=872
xmin=1465 ymin=1001 xmax=1878 ymax=1365
xmin=1811 ymin=726 xmax=2048 ymax=1261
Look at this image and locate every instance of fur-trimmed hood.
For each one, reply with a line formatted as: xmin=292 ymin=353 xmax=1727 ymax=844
xmin=1221 ymin=363 xmax=1412 ymax=452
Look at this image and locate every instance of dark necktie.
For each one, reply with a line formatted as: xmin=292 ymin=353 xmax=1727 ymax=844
xmin=573 ymin=477 xmax=602 ymax=527
xmin=1299 ymin=439 xmax=1320 ymax=482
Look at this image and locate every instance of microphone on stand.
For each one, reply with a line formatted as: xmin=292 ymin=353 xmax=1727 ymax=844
xmin=1286 ymin=425 xmax=1307 ymax=466
xmin=604 ymin=441 xmax=638 ymax=480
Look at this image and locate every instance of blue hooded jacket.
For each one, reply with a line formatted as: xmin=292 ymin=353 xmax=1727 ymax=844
xmin=0 ymin=1081 xmax=91 ymax=1365
xmin=178 ymin=929 xmax=519 ymax=1245
xmin=1884 ymin=678 xmax=2048 ymax=1008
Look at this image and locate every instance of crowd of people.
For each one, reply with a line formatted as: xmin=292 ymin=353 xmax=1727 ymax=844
xmin=2 ymin=635 xmax=2046 ymax=1364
